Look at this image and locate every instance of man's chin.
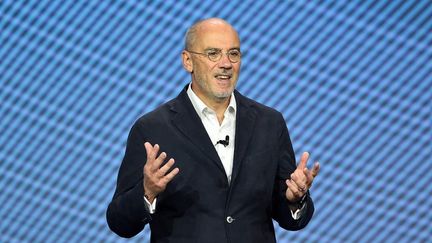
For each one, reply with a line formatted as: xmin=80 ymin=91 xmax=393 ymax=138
xmin=214 ymin=89 xmax=233 ymax=99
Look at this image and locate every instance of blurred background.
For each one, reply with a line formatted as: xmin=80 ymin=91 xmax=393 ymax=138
xmin=1 ymin=0 xmax=431 ymax=242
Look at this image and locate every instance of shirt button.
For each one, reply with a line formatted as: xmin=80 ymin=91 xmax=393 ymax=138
xmin=226 ymin=216 xmax=234 ymax=223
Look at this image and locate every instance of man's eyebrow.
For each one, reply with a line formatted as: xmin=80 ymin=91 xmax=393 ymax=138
xmin=204 ymin=47 xmax=221 ymax=52
xmin=203 ymin=47 xmax=241 ymax=52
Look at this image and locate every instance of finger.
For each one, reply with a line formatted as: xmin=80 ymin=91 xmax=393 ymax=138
xmin=144 ymin=142 xmax=160 ymax=161
xmin=291 ymin=173 xmax=307 ymax=192
xmin=286 ymin=179 xmax=301 ymax=197
xmin=303 ymin=168 xmax=314 ymax=185
xmin=144 ymin=142 xmax=154 ymax=162
xmin=286 ymin=178 xmax=299 ymax=192
xmin=297 ymin=152 xmax=309 ymax=169
xmin=158 ymin=158 xmax=175 ymax=176
xmin=161 ymin=167 xmax=179 ymax=184
xmin=294 ymin=169 xmax=307 ymax=184
xmin=285 ymin=179 xmax=295 ymax=191
xmin=311 ymin=162 xmax=320 ymax=177
xmin=152 ymin=151 xmax=167 ymax=170
xmin=285 ymin=179 xmax=294 ymax=197
xmin=152 ymin=144 xmax=160 ymax=160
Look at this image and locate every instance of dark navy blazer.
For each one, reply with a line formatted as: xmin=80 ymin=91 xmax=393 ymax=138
xmin=106 ymin=85 xmax=314 ymax=243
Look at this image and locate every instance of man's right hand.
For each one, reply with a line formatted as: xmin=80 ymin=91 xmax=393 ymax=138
xmin=143 ymin=142 xmax=179 ymax=203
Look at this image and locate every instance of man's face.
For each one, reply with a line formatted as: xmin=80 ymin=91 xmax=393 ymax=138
xmin=185 ymin=23 xmax=241 ymax=102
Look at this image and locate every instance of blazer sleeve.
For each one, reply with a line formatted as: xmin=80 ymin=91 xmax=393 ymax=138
xmin=272 ymin=113 xmax=315 ymax=230
xmin=106 ymin=121 xmax=152 ymax=238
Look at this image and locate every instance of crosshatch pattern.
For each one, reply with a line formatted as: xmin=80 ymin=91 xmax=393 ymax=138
xmin=1 ymin=1 xmax=431 ymax=242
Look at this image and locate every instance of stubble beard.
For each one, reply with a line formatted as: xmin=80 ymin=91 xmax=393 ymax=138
xmin=206 ymin=79 xmax=235 ymax=102
xmin=194 ymin=73 xmax=235 ymax=102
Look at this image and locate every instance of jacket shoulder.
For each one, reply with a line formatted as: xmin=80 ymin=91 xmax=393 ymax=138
xmin=236 ymin=91 xmax=284 ymax=119
xmin=134 ymin=98 xmax=177 ymax=125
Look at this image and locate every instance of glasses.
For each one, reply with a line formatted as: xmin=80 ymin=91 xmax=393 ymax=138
xmin=187 ymin=48 xmax=241 ymax=63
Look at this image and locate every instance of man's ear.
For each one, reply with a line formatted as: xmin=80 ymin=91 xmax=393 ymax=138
xmin=182 ymin=50 xmax=193 ymax=73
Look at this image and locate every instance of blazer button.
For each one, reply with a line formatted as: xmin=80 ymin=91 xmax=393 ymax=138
xmin=226 ymin=216 xmax=234 ymax=223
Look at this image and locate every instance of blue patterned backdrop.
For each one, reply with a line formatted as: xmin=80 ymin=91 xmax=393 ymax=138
xmin=1 ymin=1 xmax=431 ymax=242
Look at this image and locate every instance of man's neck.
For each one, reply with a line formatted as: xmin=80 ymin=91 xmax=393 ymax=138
xmin=200 ymin=94 xmax=230 ymax=124
xmin=190 ymin=84 xmax=231 ymax=124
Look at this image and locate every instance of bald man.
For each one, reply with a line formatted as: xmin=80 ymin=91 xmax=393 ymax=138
xmin=107 ymin=18 xmax=320 ymax=243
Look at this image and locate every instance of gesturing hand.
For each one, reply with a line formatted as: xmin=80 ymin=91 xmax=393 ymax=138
xmin=143 ymin=142 xmax=179 ymax=203
xmin=285 ymin=152 xmax=320 ymax=203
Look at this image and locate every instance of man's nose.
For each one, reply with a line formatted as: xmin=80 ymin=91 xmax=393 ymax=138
xmin=218 ymin=53 xmax=233 ymax=69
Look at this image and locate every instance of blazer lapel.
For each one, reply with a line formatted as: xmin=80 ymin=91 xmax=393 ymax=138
xmin=170 ymin=87 xmax=226 ymax=175
xmin=231 ymin=91 xmax=257 ymax=184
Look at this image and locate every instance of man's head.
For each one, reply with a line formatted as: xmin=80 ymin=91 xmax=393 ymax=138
xmin=182 ymin=18 xmax=241 ymax=105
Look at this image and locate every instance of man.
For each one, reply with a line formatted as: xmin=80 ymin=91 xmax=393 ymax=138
xmin=106 ymin=18 xmax=320 ymax=243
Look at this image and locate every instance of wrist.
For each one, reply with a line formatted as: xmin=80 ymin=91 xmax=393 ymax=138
xmin=289 ymin=192 xmax=308 ymax=207
xmin=143 ymin=187 xmax=157 ymax=203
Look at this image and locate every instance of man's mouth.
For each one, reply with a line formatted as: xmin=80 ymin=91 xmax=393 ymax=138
xmin=214 ymin=74 xmax=232 ymax=80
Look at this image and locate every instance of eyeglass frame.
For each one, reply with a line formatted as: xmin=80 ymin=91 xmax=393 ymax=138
xmin=186 ymin=48 xmax=242 ymax=63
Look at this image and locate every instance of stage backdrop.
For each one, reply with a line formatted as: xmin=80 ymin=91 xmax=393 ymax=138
xmin=1 ymin=1 xmax=431 ymax=242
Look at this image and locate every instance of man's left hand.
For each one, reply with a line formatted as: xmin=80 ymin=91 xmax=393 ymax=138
xmin=285 ymin=152 xmax=320 ymax=203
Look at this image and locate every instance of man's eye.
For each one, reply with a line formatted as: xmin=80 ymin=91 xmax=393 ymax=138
xmin=207 ymin=51 xmax=219 ymax=57
xmin=229 ymin=51 xmax=240 ymax=57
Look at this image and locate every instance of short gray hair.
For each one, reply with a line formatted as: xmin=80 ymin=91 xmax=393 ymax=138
xmin=184 ymin=18 xmax=233 ymax=50
xmin=184 ymin=20 xmax=204 ymax=50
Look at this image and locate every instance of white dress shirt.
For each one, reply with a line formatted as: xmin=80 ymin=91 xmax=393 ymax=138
xmin=144 ymin=84 xmax=304 ymax=219
xmin=186 ymin=83 xmax=236 ymax=183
